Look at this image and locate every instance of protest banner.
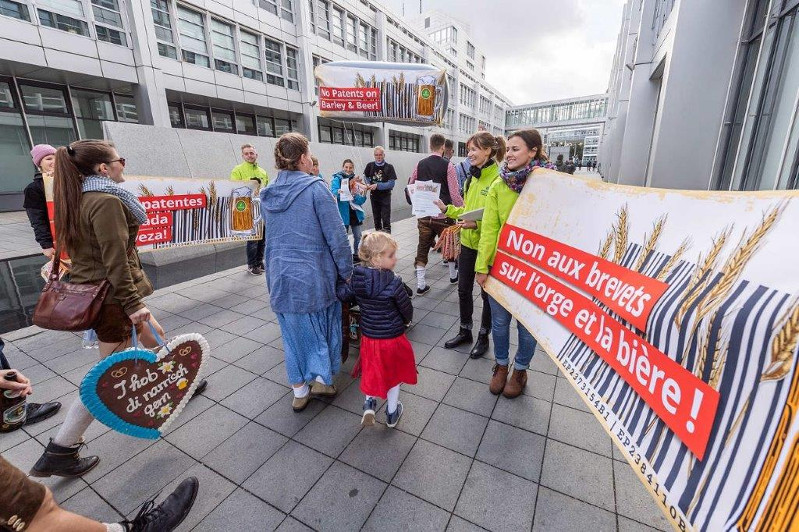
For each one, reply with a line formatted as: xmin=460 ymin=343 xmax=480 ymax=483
xmin=44 ymin=175 xmax=262 ymax=251
xmin=315 ymin=61 xmax=448 ymax=126
xmin=484 ymin=169 xmax=799 ymax=531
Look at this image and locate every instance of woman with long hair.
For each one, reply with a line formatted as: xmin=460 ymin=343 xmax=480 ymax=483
xmin=474 ymin=129 xmax=555 ymax=398
xmin=435 ymin=131 xmax=506 ymax=359
xmin=261 ymin=133 xmax=353 ymax=412
xmin=28 ymin=140 xmax=202 ymax=478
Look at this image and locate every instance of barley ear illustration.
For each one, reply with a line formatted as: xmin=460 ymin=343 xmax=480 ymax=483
xmin=138 ymin=184 xmax=155 ymax=197
xmin=598 ymin=230 xmax=614 ymax=260
xmin=656 ymin=237 xmax=691 ymax=281
xmin=634 ymin=215 xmax=666 ymax=272
xmin=763 ymin=303 xmax=799 ymax=382
xmin=612 ymin=204 xmax=629 ymax=265
xmin=675 ymin=227 xmax=731 ymax=328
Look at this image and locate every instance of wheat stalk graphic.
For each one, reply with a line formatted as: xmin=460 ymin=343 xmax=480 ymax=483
xmin=634 ymin=215 xmax=666 ymax=271
xmin=138 ymin=184 xmax=155 ymax=197
xmin=763 ymin=302 xmax=799 ymax=382
xmin=675 ymin=228 xmax=732 ymax=329
xmin=598 ymin=230 xmax=614 ymax=260
xmin=656 ymin=237 xmax=691 ymax=281
xmin=612 ymin=205 xmax=629 ymax=265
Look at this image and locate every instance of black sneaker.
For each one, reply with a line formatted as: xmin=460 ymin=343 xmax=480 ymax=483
xmin=386 ymin=402 xmax=403 ymax=428
xmin=362 ymin=397 xmax=377 ymax=426
xmin=450 ymin=274 xmax=459 ymax=284
xmin=123 ymin=477 xmax=199 ymax=532
xmin=246 ymin=267 xmax=259 ymax=276
xmin=416 ymin=285 xmax=430 ymax=295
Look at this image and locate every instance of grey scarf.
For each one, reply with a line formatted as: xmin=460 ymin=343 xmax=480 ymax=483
xmin=82 ymin=175 xmax=148 ymax=224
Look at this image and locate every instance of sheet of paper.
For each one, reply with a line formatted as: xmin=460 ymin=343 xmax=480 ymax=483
xmin=411 ymin=181 xmax=441 ymax=218
xmin=339 ymin=178 xmax=354 ymax=201
xmin=459 ymin=208 xmax=484 ymax=221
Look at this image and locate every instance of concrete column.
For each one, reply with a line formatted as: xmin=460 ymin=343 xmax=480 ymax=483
xmin=295 ymin=0 xmax=318 ymax=142
xmin=124 ymin=0 xmax=171 ymax=127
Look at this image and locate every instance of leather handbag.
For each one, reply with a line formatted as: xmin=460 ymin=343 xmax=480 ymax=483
xmin=33 ymin=249 xmax=109 ymax=331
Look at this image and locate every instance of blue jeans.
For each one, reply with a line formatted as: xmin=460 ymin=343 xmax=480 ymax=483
xmin=488 ymin=295 xmax=537 ymax=370
xmin=246 ymin=233 xmax=265 ymax=269
xmin=348 ymin=224 xmax=363 ymax=255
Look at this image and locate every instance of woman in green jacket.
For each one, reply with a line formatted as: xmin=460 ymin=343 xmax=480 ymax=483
xmin=475 ymin=129 xmax=555 ymax=398
xmin=435 ymin=132 xmax=506 ymax=358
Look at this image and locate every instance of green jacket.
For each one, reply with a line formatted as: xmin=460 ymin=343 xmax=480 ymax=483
xmin=474 ymin=178 xmax=520 ymax=274
xmin=230 ymin=161 xmax=269 ymax=184
xmin=444 ymin=162 xmax=500 ymax=250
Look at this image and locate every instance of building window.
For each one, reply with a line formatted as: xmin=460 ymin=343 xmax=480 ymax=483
xmin=264 ymin=38 xmax=284 ymax=86
xmin=184 ymin=106 xmax=210 ymax=129
xmin=236 ymin=114 xmax=256 ymax=135
xmin=319 ymin=124 xmax=332 ymax=143
xmin=151 ymin=0 xmax=177 ymax=58
xmin=0 ymin=81 xmax=34 ymax=195
xmin=114 ymin=94 xmax=138 ymax=122
xmin=256 ymin=115 xmax=274 ymax=136
xmin=240 ymin=31 xmax=263 ymax=81
xmin=286 ymin=46 xmax=300 ymax=90
xmin=389 ymin=131 xmax=420 ymax=152
xmin=424 ymin=16 xmax=429 ymax=28
xmin=314 ymin=0 xmax=330 ymax=39
xmin=358 ymin=22 xmax=369 ymax=58
xmin=331 ymin=5 xmax=344 ymax=46
xmin=167 ymin=103 xmax=184 ymax=127
xmin=0 ymin=0 xmax=30 ymax=21
xmin=274 ymin=118 xmax=291 ymax=135
xmin=19 ymin=83 xmax=77 ymax=146
xmin=38 ymin=9 xmax=90 ymax=36
xmin=71 ymin=88 xmax=114 ymax=139
xmin=211 ymin=109 xmax=234 ymax=132
xmin=346 ymin=15 xmax=357 ymax=52
xmin=95 ymin=25 xmax=126 ymax=45
xmin=177 ymin=5 xmax=210 ymax=67
xmin=467 ymin=41 xmax=475 ymax=59
xmin=211 ymin=19 xmax=237 ymax=74
xmin=258 ymin=0 xmax=293 ymax=22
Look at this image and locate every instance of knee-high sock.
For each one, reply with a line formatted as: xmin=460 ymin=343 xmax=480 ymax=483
xmin=448 ymin=262 xmax=457 ymax=278
xmin=53 ymin=399 xmax=94 ymax=447
xmin=415 ymin=266 xmax=426 ymax=289
xmin=386 ymin=385 xmax=400 ymax=414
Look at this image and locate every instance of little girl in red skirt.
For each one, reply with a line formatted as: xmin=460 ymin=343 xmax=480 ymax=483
xmin=348 ymin=232 xmax=417 ymax=427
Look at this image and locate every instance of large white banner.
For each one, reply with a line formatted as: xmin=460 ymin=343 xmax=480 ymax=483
xmin=485 ymin=170 xmax=799 ymax=531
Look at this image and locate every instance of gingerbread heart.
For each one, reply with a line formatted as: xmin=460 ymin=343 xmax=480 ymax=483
xmin=80 ymin=333 xmax=209 ymax=439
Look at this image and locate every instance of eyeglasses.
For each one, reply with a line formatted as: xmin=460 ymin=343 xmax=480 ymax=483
xmin=107 ymin=158 xmax=126 ymax=167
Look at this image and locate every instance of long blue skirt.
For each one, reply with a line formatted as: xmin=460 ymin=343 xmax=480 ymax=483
xmin=276 ymin=301 xmax=342 ymax=386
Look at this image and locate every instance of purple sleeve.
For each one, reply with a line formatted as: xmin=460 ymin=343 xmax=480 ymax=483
xmin=447 ymin=162 xmax=463 ymax=206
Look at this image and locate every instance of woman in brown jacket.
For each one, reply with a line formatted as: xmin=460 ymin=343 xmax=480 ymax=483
xmin=30 ymin=140 xmax=169 ymax=477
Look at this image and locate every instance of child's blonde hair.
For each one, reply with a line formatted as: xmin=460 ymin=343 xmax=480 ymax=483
xmin=358 ymin=232 xmax=398 ymax=267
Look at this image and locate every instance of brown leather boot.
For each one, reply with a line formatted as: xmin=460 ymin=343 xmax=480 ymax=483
xmin=503 ymin=369 xmax=528 ymax=398
xmin=489 ymin=364 xmax=509 ymax=395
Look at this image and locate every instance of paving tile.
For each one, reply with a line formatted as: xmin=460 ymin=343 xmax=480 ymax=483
xmin=93 ymin=440 xmax=196 ymax=515
xmin=389 ymin=390 xmax=438 ymax=436
xmin=554 ymin=376 xmax=591 ymax=412
xmin=523 ymin=369 xmax=558 ymax=401
xmin=63 ymin=486 xmax=123 ymax=523
xmin=548 ymin=403 xmax=613 ymax=457
xmin=203 ymin=328 xmax=239 ymax=350
xmin=249 ymin=322 xmax=284 ymax=345
xmin=225 ymin=315 xmax=269 ymax=337
xmin=276 ymin=516 xmax=315 ymax=531
xmin=221 ymin=377 xmax=288 ymax=418
xmin=613 ymin=459 xmax=671 ymax=531
xmin=0 ymin=425 xmax=31 ymax=452
xmin=404 ymin=366 xmax=455 ymax=402
xmin=446 ymin=516 xmax=485 ymax=531
xmin=159 ymin=394 xmax=216 ymax=436
xmin=148 ymin=463 xmax=237 ymax=532
xmin=332 ymin=377 xmax=384 ymax=415
xmin=540 ymin=439 xmax=615 ymax=511
xmin=23 ymin=375 xmax=76 ymax=404
xmin=613 ymin=440 xmax=629 ymax=462
xmin=442 ymin=376 xmax=497 ymax=417
xmin=212 ymin=293 xmax=252 ymax=309
xmin=618 ymin=516 xmax=665 ymax=532
xmin=165 ymin=404 xmax=249 ymax=459
xmin=363 ymin=486 xmax=450 ymax=532
xmin=406 ymin=323 xmax=448 ymax=346
xmin=476 ymin=420 xmax=546 ymax=482
xmin=44 ymin=348 xmax=101 ymax=375
xmin=421 ymin=346 xmax=470 ymax=375
xmin=203 ymin=421 xmax=287 ymax=484
xmin=421 ymin=403 xmax=488 ymax=456
xmin=254 ymin=391 xmax=327 ymax=437
xmin=243 ymin=440 xmax=333 ymax=513
xmin=532 ymin=486 xmax=617 ymax=532
xmin=408 ymin=340 xmax=435 ymax=363
xmin=530 ymin=348 xmax=560 ymax=375
xmin=458 ymin=356 xmax=496 ymax=384
xmin=421 ymin=311 xmax=460 ymax=331
xmin=80 ymin=425 xmax=160 ymax=483
xmin=454 ymin=460 xmax=538 ymax=531
xmin=202 ymin=363 xmax=258 ymax=401
xmin=491 ymin=394 xmax=551 ymax=437
xmin=291 ymin=461 xmax=386 ymax=531
xmin=198 ymin=488 xmax=286 ymax=531
xmin=233 ymin=345 xmax=285 ymax=374
xmin=2 ymin=437 xmax=86 ymax=503
xmin=174 ymin=303 xmax=226 ymax=322
xmin=339 ymin=424 xmax=417 ymax=482
xmin=229 ymin=298 xmax=270 ymax=316
xmin=392 ymin=439 xmax=472 ymax=511
xmin=294 ymin=405 xmax=363 ymax=457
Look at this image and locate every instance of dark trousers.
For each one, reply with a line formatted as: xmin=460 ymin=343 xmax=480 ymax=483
xmin=458 ymin=246 xmax=491 ymax=332
xmin=0 ymin=337 xmax=8 ymax=370
xmin=370 ymin=192 xmax=392 ymax=233
xmin=415 ymin=217 xmax=454 ymax=267
xmin=246 ymin=232 xmax=266 ymax=268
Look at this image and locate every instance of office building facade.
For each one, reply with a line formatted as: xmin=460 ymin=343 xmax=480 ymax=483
xmin=601 ymin=0 xmax=799 ymax=191
xmin=505 ymin=94 xmax=608 ymax=164
xmin=0 ymin=0 xmax=510 ymax=210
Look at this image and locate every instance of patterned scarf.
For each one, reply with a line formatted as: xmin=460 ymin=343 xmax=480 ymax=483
xmin=499 ymin=159 xmax=556 ymax=193
xmin=82 ymin=175 xmax=148 ymax=225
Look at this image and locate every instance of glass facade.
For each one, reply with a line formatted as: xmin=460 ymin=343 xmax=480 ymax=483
xmin=169 ymin=102 xmax=297 ymax=137
xmin=389 ymin=131 xmax=421 ymax=153
xmin=506 ymin=96 xmax=608 ymax=128
xmin=317 ymin=118 xmax=374 ymax=147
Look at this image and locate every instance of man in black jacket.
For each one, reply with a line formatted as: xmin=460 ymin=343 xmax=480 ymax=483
xmin=363 ymin=146 xmax=397 ymax=233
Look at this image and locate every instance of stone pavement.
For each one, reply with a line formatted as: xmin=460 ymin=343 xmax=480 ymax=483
xmin=1 ymin=217 xmax=670 ymax=531
xmin=0 ymin=211 xmax=43 ymax=260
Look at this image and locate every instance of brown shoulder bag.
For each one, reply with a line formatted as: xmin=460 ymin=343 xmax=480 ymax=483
xmin=33 ymin=249 xmax=109 ymax=331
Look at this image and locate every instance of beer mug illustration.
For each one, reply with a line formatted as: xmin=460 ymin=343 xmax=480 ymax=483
xmin=416 ymin=75 xmax=438 ymax=120
xmin=230 ymin=186 xmax=262 ymax=235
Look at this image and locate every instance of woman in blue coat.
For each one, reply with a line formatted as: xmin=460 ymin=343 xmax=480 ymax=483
xmin=330 ymin=159 xmax=367 ymax=263
xmin=261 ymin=134 xmax=353 ymax=412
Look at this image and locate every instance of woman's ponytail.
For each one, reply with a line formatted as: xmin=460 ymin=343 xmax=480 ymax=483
xmin=493 ymin=135 xmax=507 ymax=164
